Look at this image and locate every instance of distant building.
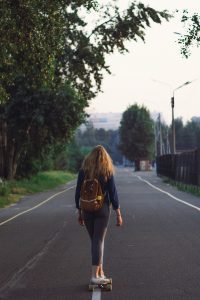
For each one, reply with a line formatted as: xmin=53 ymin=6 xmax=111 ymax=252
xmin=90 ymin=113 xmax=122 ymax=130
xmin=81 ymin=112 xmax=122 ymax=131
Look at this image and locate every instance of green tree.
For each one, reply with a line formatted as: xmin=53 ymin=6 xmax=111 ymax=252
xmin=119 ymin=104 xmax=154 ymax=170
xmin=0 ymin=82 xmax=86 ymax=179
xmin=79 ymin=122 xmax=97 ymax=146
xmin=168 ymin=117 xmax=200 ymax=151
xmin=65 ymin=139 xmax=85 ymax=173
xmin=0 ymin=1 xmax=170 ymax=179
xmin=191 ymin=117 xmax=200 ymax=148
xmin=184 ymin=119 xmax=200 ymax=149
xmin=171 ymin=118 xmax=185 ymax=151
xmin=75 ymin=126 xmax=123 ymax=164
xmin=107 ymin=129 xmax=123 ymax=164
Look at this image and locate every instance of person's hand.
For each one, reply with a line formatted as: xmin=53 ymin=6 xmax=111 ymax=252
xmin=116 ymin=215 xmax=123 ymax=226
xmin=78 ymin=209 xmax=85 ymax=226
xmin=78 ymin=215 xmax=85 ymax=226
xmin=115 ymin=209 xmax=123 ymax=226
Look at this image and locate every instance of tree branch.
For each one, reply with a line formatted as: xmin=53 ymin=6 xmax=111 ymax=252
xmin=88 ymin=14 xmax=119 ymax=39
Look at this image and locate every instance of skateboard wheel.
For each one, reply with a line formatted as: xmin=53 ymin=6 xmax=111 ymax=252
xmin=88 ymin=279 xmax=112 ymax=292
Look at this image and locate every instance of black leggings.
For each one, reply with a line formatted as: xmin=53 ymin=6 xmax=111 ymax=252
xmin=83 ymin=202 xmax=110 ymax=266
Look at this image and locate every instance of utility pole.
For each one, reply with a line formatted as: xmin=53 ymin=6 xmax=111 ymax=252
xmin=158 ymin=114 xmax=162 ymax=156
xmin=152 ymin=78 xmax=197 ymax=155
xmin=166 ymin=129 xmax=171 ymax=154
xmin=171 ymin=94 xmax=175 ymax=154
xmin=154 ymin=121 xmax=157 ymax=158
xmin=172 ymin=80 xmax=197 ymax=154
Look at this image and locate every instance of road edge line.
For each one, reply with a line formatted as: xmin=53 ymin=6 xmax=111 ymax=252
xmin=135 ymin=175 xmax=200 ymax=212
xmin=0 ymin=185 xmax=75 ymax=227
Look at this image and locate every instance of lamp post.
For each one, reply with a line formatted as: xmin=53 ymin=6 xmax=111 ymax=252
xmin=152 ymin=79 xmax=196 ymax=154
xmin=171 ymin=80 xmax=196 ymax=154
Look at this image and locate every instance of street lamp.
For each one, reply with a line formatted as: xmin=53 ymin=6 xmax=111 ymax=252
xmin=171 ymin=80 xmax=196 ymax=154
xmin=152 ymin=79 xmax=196 ymax=154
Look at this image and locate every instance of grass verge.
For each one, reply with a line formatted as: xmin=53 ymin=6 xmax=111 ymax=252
xmin=163 ymin=178 xmax=200 ymax=197
xmin=0 ymin=171 xmax=76 ymax=208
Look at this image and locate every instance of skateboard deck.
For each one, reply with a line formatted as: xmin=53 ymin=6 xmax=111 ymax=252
xmin=89 ymin=278 xmax=112 ymax=291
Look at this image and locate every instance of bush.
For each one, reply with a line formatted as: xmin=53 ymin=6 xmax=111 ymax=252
xmin=66 ymin=141 xmax=85 ymax=172
xmin=0 ymin=171 xmax=76 ymax=208
xmin=0 ymin=179 xmax=10 ymax=196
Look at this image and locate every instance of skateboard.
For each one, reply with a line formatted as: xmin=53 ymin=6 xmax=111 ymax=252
xmin=89 ymin=278 xmax=112 ymax=291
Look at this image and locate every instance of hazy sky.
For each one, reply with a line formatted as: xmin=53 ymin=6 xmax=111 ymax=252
xmin=87 ymin=0 xmax=200 ymax=125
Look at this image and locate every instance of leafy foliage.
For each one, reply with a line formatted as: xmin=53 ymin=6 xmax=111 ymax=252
xmin=173 ymin=117 xmax=200 ymax=150
xmin=159 ymin=117 xmax=200 ymax=153
xmin=0 ymin=0 xmax=170 ymax=102
xmin=119 ymin=104 xmax=154 ymax=164
xmin=178 ymin=10 xmax=200 ymax=58
xmin=75 ymin=123 xmax=123 ymax=164
xmin=0 ymin=1 xmax=170 ymax=178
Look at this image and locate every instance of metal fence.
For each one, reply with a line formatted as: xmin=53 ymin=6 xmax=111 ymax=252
xmin=156 ymin=148 xmax=200 ymax=186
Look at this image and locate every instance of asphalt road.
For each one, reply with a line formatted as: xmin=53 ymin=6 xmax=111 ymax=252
xmin=0 ymin=168 xmax=200 ymax=300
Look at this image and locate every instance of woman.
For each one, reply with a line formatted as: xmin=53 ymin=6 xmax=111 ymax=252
xmin=75 ymin=145 xmax=122 ymax=285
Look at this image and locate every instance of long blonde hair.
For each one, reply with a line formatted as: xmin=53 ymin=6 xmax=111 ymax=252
xmin=82 ymin=145 xmax=114 ymax=181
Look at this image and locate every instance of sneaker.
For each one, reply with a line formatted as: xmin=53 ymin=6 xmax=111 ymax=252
xmin=91 ymin=277 xmax=110 ymax=285
xmin=99 ymin=275 xmax=110 ymax=283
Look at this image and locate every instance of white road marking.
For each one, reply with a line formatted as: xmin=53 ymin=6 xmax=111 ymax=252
xmin=92 ymin=289 xmax=101 ymax=300
xmin=0 ymin=185 xmax=75 ymax=227
xmin=135 ymin=175 xmax=200 ymax=212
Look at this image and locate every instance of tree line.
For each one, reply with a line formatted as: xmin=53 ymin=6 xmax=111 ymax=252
xmin=0 ymin=1 xmax=198 ymax=179
xmin=171 ymin=117 xmax=200 ymax=152
xmin=64 ymin=103 xmax=155 ymax=172
xmin=155 ymin=116 xmax=200 ymax=156
xmin=119 ymin=105 xmax=200 ymax=167
xmin=76 ymin=110 xmax=200 ymax=170
xmin=0 ymin=0 xmax=170 ymax=179
xmin=75 ymin=123 xmax=123 ymax=164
